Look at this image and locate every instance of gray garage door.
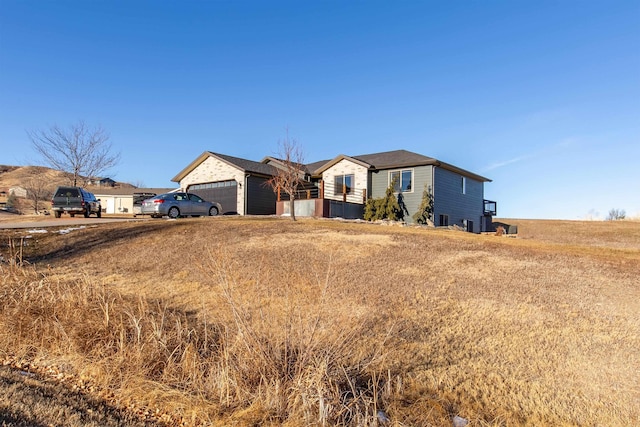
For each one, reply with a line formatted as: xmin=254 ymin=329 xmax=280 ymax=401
xmin=188 ymin=180 xmax=238 ymax=214
xmin=246 ymin=176 xmax=276 ymax=215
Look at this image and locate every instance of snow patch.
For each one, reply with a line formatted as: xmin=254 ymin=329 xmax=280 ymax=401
xmin=58 ymin=226 xmax=87 ymax=235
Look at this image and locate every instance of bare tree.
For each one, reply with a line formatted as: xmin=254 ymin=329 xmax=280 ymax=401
xmin=23 ymin=167 xmax=54 ymax=214
xmin=606 ymin=208 xmax=626 ymax=221
xmin=266 ymin=132 xmax=306 ymax=221
xmin=28 ymin=120 xmax=120 ymax=187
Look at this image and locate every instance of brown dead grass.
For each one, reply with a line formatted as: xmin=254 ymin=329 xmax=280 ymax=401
xmin=501 ymin=217 xmax=640 ymax=250
xmin=0 ymin=217 xmax=639 ymax=426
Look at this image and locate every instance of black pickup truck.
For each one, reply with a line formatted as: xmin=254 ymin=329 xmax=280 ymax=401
xmin=51 ymin=186 xmax=102 ymax=218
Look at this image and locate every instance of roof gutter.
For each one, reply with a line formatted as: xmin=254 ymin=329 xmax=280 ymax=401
xmin=435 ymin=160 xmax=492 ymax=183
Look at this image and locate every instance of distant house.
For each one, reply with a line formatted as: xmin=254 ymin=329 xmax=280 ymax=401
xmin=88 ymin=177 xmax=116 ymax=187
xmin=99 ymin=177 xmax=116 ymax=187
xmin=94 ymin=187 xmax=177 ymax=214
xmin=9 ymin=186 xmax=27 ymax=198
xmin=175 ymin=149 xmax=497 ymax=232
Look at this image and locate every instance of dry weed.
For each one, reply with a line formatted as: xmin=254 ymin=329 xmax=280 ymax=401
xmin=0 ymin=217 xmax=638 ymax=426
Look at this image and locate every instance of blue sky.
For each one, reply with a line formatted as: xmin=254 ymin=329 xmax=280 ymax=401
xmin=1 ymin=1 xmax=638 ymax=219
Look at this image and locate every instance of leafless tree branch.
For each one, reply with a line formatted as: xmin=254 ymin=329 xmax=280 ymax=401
xmin=23 ymin=167 xmax=54 ymax=214
xmin=27 ymin=120 xmax=120 ymax=186
xmin=266 ymin=130 xmax=306 ymax=221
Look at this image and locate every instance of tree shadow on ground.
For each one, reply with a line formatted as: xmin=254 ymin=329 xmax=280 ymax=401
xmin=0 ymin=367 xmax=166 ymax=427
xmin=10 ymin=221 xmax=184 ymax=265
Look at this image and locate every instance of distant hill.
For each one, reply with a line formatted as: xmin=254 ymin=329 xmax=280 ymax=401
xmin=0 ymin=165 xmax=132 ymax=190
xmin=0 ymin=165 xmax=136 ymax=214
xmin=0 ymin=165 xmax=68 ymax=189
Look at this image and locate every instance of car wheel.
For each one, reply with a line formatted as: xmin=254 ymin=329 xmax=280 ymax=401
xmin=84 ymin=208 xmax=90 ymax=218
xmin=168 ymin=207 xmax=180 ymax=219
xmin=54 ymin=211 xmax=61 ymax=218
xmin=209 ymin=206 xmax=219 ymax=216
xmin=70 ymin=213 xmax=75 ymax=218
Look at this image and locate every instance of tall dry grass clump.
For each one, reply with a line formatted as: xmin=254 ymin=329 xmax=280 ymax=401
xmin=0 ymin=238 xmax=398 ymax=426
xmin=194 ymin=248 xmax=399 ymax=425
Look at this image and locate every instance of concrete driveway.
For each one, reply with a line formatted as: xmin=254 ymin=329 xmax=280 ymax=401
xmin=0 ymin=213 xmax=147 ymax=229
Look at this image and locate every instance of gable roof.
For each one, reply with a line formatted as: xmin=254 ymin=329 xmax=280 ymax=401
xmin=174 ymin=149 xmax=491 ymax=184
xmin=309 ymin=154 xmax=372 ymax=176
xmin=263 ymin=156 xmax=332 ymax=176
xmin=215 ymin=152 xmax=279 ymax=176
xmin=172 ymin=151 xmax=279 ymax=182
xmin=304 ymin=159 xmax=332 ymax=174
xmin=313 ymin=149 xmax=491 ymax=182
xmin=351 ymin=149 xmax=437 ymax=169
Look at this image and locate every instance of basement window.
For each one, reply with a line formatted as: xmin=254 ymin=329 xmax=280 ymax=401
xmin=439 ymin=214 xmax=449 ymax=226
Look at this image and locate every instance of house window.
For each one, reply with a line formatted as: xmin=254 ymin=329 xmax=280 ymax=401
xmin=390 ymin=169 xmax=413 ymax=192
xmin=439 ymin=214 xmax=449 ymax=226
xmin=334 ymin=174 xmax=354 ymax=195
xmin=461 ymin=177 xmax=466 ymax=194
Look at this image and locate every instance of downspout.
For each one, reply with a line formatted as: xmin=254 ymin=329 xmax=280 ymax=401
xmin=432 ymin=164 xmax=436 ymax=223
xmin=244 ymin=174 xmax=250 ymax=216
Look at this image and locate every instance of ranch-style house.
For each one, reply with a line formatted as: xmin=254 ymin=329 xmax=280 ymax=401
xmin=172 ymin=149 xmax=497 ymax=233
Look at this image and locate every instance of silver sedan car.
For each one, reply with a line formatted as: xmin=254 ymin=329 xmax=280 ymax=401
xmin=140 ymin=192 xmax=222 ymax=218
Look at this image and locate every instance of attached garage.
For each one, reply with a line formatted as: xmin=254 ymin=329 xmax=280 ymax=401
xmin=188 ymin=180 xmax=238 ymax=215
xmin=173 ymin=151 xmax=279 ymax=216
xmin=246 ymin=175 xmax=277 ymax=215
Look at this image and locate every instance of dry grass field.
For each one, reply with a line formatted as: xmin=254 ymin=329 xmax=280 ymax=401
xmin=0 ymin=217 xmax=638 ymax=426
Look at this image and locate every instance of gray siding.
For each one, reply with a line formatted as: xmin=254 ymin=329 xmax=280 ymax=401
xmin=370 ymin=165 xmax=434 ymax=223
xmin=433 ymin=167 xmax=484 ymax=232
xmin=370 ymin=169 xmax=387 ymax=198
xmin=246 ymin=176 xmax=276 ymax=215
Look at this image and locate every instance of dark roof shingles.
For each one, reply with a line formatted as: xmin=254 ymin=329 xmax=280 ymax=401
xmin=304 ymin=159 xmax=332 ymax=175
xmin=212 ymin=152 xmax=279 ymax=176
xmin=351 ymin=149 xmax=436 ymax=169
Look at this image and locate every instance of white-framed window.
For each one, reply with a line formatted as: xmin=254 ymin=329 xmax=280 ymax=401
xmin=389 ymin=169 xmax=413 ymax=192
xmin=334 ymin=174 xmax=354 ymax=195
xmin=461 ymin=176 xmax=466 ymax=195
